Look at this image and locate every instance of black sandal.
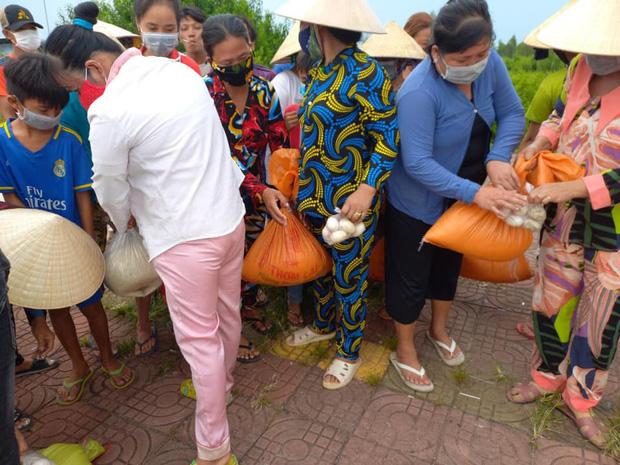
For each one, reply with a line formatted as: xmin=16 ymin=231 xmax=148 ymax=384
xmin=14 ymin=409 xmax=32 ymax=431
xmin=15 ymin=358 xmax=59 ymax=378
xmin=237 ymin=342 xmax=262 ymax=364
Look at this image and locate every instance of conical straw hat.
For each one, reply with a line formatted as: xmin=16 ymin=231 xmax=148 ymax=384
xmin=537 ymin=0 xmax=620 ymax=56
xmin=94 ymin=20 xmax=139 ymax=39
xmin=276 ymin=0 xmax=385 ymax=34
xmin=361 ymin=21 xmax=426 ymax=60
xmin=271 ymin=21 xmax=301 ymax=64
xmin=0 ymin=209 xmax=105 ymax=309
xmin=523 ymin=0 xmax=578 ymax=49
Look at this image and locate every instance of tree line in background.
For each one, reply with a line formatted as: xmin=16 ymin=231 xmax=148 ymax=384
xmin=497 ymin=35 xmax=566 ymax=112
xmin=63 ymin=1 xmax=557 ymax=115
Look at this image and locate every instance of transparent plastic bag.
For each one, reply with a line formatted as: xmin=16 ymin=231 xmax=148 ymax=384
xmin=268 ymin=148 xmax=300 ymax=201
xmin=22 ymin=451 xmax=56 ymax=465
xmin=104 ymin=229 xmax=161 ymax=297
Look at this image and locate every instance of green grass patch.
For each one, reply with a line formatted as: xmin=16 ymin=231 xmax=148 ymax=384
xmin=382 ymin=336 xmax=398 ymax=352
xmin=366 ymin=373 xmax=383 ymax=387
xmin=452 ymin=367 xmax=471 ymax=386
xmin=493 ymin=363 xmax=513 ymax=384
xmin=530 ymin=393 xmax=562 ymax=444
xmin=115 ymin=338 xmax=135 ymax=358
xmin=604 ymin=412 xmax=620 ymax=460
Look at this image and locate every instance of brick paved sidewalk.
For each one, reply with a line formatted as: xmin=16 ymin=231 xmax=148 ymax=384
xmin=14 ymin=278 xmax=619 ymax=464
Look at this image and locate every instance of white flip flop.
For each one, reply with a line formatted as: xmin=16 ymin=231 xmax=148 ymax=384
xmin=389 ymin=352 xmax=434 ymax=393
xmin=286 ymin=326 xmax=336 ymax=347
xmin=425 ymin=331 xmax=465 ymax=367
xmin=322 ymin=358 xmax=361 ymax=390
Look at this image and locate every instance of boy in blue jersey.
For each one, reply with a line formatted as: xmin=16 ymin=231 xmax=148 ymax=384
xmin=0 ymin=54 xmax=134 ymax=405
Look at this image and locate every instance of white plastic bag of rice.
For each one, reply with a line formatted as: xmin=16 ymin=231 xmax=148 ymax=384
xmin=104 ymin=229 xmax=161 ymax=297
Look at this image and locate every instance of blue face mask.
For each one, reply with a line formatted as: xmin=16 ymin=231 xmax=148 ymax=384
xmin=298 ymin=27 xmax=312 ymax=56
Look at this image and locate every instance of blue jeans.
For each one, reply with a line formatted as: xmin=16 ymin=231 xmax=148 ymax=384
xmin=287 ymin=285 xmax=304 ymax=305
xmin=0 ymin=249 xmax=19 ymax=465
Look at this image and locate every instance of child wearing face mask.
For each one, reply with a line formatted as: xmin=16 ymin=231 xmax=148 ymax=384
xmin=135 ymin=0 xmax=200 ymax=74
xmin=0 ymin=53 xmax=135 ymax=406
xmin=0 ymin=4 xmax=43 ymax=120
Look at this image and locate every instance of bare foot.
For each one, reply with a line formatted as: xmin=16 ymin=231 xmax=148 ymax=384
xmin=237 ymin=334 xmax=260 ymax=362
xmin=102 ymin=359 xmax=134 ymax=388
xmin=287 ymin=302 xmax=304 ymax=327
xmin=56 ymin=365 xmax=91 ymax=403
xmin=134 ymin=327 xmax=156 ymax=356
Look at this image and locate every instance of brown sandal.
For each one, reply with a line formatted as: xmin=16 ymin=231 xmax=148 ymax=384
xmin=506 ymin=382 xmax=549 ymax=404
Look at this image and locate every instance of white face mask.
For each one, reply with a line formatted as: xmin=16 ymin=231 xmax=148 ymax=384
xmin=586 ymin=55 xmax=620 ymax=76
xmin=437 ymin=54 xmax=489 ymax=85
xmin=141 ymin=31 xmax=179 ymax=57
xmin=13 ymin=29 xmax=41 ymax=52
xmin=16 ymin=105 xmax=62 ymax=131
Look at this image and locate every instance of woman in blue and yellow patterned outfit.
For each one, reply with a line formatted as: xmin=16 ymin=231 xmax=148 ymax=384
xmin=277 ymin=0 xmax=399 ymax=390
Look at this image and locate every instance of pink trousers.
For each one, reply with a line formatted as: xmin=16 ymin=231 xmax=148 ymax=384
xmin=153 ymin=222 xmax=244 ymax=460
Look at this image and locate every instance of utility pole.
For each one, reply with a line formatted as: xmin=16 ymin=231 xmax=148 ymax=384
xmin=42 ymin=0 xmax=51 ymax=32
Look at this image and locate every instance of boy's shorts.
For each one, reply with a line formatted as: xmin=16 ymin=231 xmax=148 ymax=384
xmin=25 ymin=285 xmax=104 ymax=313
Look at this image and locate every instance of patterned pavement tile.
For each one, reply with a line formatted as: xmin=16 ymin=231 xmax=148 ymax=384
xmin=25 ymin=402 xmax=110 ymax=449
xmin=533 ymin=438 xmax=617 ymax=465
xmin=84 ymin=414 xmax=168 ymax=465
xmin=242 ymin=414 xmax=348 ymax=465
xmin=435 ymin=408 xmax=532 ymax=465
xmin=284 ymin=366 xmax=372 ymax=433
xmin=145 ymin=440 xmax=195 ymax=465
xmin=113 ymin=373 xmax=195 ymax=434
xmin=351 ymin=388 xmax=445 ymax=462
xmin=337 ymin=436 xmax=434 ymax=465
xmin=234 ymin=353 xmax=313 ymax=404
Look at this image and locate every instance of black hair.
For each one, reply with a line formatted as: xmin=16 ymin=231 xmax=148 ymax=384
xmin=45 ymin=2 xmax=123 ymax=71
xmin=294 ymin=52 xmax=313 ymax=73
xmin=202 ymin=14 xmax=250 ymax=58
xmin=431 ymin=0 xmax=494 ymax=54
xmin=325 ymin=27 xmax=362 ymax=45
xmin=181 ymin=5 xmax=206 ymax=24
xmin=238 ymin=16 xmax=257 ymax=43
xmin=134 ymin=0 xmax=181 ymax=22
xmin=5 ymin=53 xmax=69 ymax=109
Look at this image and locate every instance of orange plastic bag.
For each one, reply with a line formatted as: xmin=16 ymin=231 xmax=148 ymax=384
xmin=460 ymin=255 xmax=532 ymax=283
xmin=515 ymin=151 xmax=585 ymax=189
xmin=268 ymin=148 xmax=300 ymax=201
xmin=369 ymin=237 xmax=385 ymax=282
xmin=242 ymin=209 xmax=332 ymax=286
xmin=423 ymin=202 xmax=533 ymax=261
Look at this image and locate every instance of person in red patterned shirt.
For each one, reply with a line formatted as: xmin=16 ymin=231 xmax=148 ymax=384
xmin=203 ymin=14 xmax=290 ymax=362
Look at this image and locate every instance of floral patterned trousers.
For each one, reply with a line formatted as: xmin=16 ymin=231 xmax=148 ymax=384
xmin=530 ymin=231 xmax=620 ymax=412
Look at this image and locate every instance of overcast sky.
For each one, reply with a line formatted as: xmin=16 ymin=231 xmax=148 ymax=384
xmin=17 ymin=0 xmax=568 ymax=43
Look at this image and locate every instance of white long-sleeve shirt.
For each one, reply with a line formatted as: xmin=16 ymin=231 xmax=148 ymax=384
xmin=89 ymin=54 xmax=245 ymax=259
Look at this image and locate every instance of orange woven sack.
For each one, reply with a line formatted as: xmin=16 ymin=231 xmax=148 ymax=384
xmin=515 ymin=151 xmax=585 ymax=189
xmin=268 ymin=148 xmax=300 ymax=201
xmin=423 ymin=202 xmax=533 ymax=261
xmin=242 ymin=209 xmax=332 ymax=286
xmin=460 ymin=255 xmax=532 ymax=283
xmin=369 ymin=237 xmax=385 ymax=282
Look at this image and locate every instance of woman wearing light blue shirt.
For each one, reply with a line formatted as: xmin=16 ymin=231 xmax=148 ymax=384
xmin=385 ymin=0 xmax=526 ymax=393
